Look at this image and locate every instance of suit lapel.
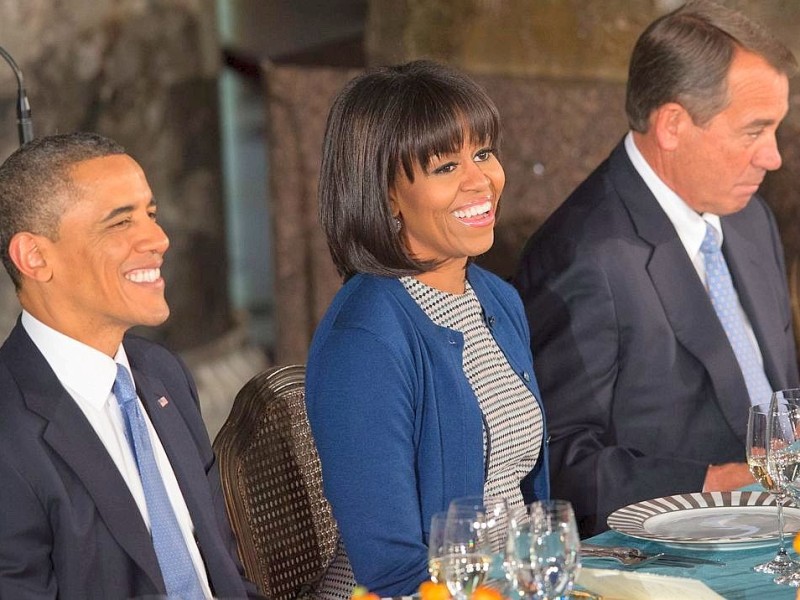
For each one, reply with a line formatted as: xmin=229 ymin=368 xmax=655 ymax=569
xmin=722 ymin=215 xmax=787 ymax=391
xmin=128 ymin=366 xmax=213 ymax=520
xmin=608 ymin=145 xmax=751 ymax=441
xmin=127 ymin=359 xmax=232 ymax=589
xmin=3 ymin=323 xmax=164 ymax=591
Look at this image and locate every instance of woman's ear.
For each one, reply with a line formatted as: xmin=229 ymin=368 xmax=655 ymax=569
xmin=8 ymin=232 xmax=53 ymax=282
xmin=388 ymin=187 xmax=400 ymax=218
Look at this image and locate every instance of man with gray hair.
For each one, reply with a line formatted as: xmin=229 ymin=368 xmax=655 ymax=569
xmin=514 ymin=0 xmax=799 ymax=537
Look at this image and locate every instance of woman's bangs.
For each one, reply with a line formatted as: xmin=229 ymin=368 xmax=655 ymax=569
xmin=397 ymin=97 xmax=499 ymax=182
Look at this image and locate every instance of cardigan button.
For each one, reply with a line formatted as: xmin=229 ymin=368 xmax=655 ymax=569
xmin=487 ymin=316 xmax=496 ymax=327
xmin=522 ymin=371 xmax=531 ymax=382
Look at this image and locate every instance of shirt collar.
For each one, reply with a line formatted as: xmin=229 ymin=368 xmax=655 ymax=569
xmin=624 ymin=132 xmax=722 ymax=255
xmin=21 ymin=310 xmax=132 ymax=410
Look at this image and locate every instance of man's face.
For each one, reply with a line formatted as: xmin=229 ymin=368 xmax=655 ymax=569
xmin=672 ymin=49 xmax=789 ymax=215
xmin=41 ymin=153 xmax=170 ymax=352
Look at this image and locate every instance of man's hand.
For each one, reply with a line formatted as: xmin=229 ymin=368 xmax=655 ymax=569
xmin=702 ymin=462 xmax=755 ymax=492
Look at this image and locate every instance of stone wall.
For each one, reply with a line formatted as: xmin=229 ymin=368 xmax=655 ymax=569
xmin=266 ymin=65 xmax=629 ymax=362
xmin=0 ymin=1 xmax=269 ymax=437
xmin=364 ymin=0 xmax=800 ymax=345
xmin=367 ymin=0 xmax=800 ymax=82
xmin=268 ymin=1 xmax=800 ymax=362
xmin=0 ymin=0 xmax=231 ymax=351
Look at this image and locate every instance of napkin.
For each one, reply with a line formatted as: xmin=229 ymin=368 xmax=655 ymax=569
xmin=577 ymin=567 xmax=724 ymax=600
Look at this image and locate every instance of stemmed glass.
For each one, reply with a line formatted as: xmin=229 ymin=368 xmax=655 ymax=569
xmin=427 ymin=512 xmax=448 ymax=583
xmin=440 ymin=512 xmax=493 ymax=600
xmin=507 ymin=499 xmax=581 ymax=600
xmin=447 ymin=495 xmax=510 ymax=556
xmin=746 ymin=402 xmax=798 ymax=574
xmin=765 ymin=389 xmax=800 ymax=586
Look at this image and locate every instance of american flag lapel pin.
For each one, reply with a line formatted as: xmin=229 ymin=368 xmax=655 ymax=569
xmin=157 ymin=396 xmax=169 ymax=408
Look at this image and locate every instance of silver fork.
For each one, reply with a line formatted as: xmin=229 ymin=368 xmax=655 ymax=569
xmin=580 ymin=544 xmax=725 ymax=568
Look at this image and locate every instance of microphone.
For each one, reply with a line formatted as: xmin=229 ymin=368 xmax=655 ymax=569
xmin=0 ymin=46 xmax=34 ymax=146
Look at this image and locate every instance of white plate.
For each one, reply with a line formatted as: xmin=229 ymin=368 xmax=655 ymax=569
xmin=607 ymin=491 xmax=800 ymax=550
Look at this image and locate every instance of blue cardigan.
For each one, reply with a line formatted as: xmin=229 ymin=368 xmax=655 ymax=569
xmin=306 ymin=265 xmax=549 ymax=596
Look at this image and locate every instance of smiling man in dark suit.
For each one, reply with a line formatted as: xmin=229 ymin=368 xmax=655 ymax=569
xmin=0 ymin=132 xmax=259 ymax=598
xmin=514 ymin=0 xmax=799 ymax=537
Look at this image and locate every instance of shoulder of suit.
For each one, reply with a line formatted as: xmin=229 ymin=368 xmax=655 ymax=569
xmin=122 ymin=333 xmax=182 ymax=370
xmin=723 ymin=193 xmax=776 ymax=232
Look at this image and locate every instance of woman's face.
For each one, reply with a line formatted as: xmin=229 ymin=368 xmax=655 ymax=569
xmin=389 ymin=139 xmax=505 ymax=272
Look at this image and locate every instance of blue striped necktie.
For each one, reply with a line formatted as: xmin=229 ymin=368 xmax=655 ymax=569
xmin=700 ymin=223 xmax=772 ymax=405
xmin=113 ymin=364 xmax=206 ymax=599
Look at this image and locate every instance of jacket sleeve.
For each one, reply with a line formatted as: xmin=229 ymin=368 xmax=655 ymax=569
xmin=0 ymin=451 xmax=57 ymax=599
xmin=306 ymin=326 xmax=429 ymax=596
xmin=515 ymin=248 xmax=708 ymax=536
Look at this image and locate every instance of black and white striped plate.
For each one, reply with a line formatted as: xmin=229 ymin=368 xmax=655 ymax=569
xmin=607 ymin=491 xmax=800 ymax=550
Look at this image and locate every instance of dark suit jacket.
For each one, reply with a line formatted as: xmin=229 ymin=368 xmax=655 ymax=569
xmin=0 ymin=320 xmax=259 ymax=599
xmin=513 ymin=140 xmax=799 ymax=537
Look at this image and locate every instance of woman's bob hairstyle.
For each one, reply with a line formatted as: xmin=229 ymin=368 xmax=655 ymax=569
xmin=318 ymin=60 xmax=501 ymax=281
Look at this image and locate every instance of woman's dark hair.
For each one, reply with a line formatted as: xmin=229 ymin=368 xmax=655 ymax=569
xmin=626 ymin=0 xmax=797 ymax=133
xmin=318 ymin=60 xmax=501 ymax=280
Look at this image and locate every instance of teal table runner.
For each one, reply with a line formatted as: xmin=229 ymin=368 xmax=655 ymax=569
xmin=584 ymin=529 xmax=797 ymax=599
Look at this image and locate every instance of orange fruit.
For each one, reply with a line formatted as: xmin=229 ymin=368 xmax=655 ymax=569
xmin=419 ymin=580 xmax=451 ymax=600
xmin=350 ymin=585 xmax=380 ymax=600
xmin=470 ymin=585 xmax=504 ymax=600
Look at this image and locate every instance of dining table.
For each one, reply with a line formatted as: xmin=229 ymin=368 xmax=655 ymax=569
xmin=582 ymin=527 xmax=798 ymax=599
xmin=386 ymin=533 xmax=797 ymax=600
xmin=388 ymin=489 xmax=799 ymax=599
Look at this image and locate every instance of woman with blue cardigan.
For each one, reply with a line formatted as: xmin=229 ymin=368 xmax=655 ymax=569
xmin=306 ymin=60 xmax=549 ymax=598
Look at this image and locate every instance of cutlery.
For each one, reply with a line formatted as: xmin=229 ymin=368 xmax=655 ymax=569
xmin=580 ymin=544 xmax=725 ymax=568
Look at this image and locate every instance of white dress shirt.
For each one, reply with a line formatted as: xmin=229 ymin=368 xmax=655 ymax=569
xmin=22 ymin=311 xmax=212 ymax=598
xmin=624 ymin=132 xmax=766 ymax=367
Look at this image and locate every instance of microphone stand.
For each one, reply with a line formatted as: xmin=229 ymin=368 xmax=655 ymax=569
xmin=0 ymin=46 xmax=34 ymax=145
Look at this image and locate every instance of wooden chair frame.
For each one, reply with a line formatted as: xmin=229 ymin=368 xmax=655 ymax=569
xmin=214 ymin=364 xmax=338 ymax=599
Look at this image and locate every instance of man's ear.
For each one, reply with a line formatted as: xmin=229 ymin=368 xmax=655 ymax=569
xmin=8 ymin=232 xmax=53 ymax=282
xmin=651 ymin=102 xmax=691 ymax=151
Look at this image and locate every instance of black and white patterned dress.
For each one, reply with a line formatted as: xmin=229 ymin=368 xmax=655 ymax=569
xmin=401 ymin=277 xmax=543 ymax=511
xmin=316 ymin=277 xmax=544 ymax=598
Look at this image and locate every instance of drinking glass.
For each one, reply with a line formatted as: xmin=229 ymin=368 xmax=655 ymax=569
xmin=427 ymin=512 xmax=448 ymax=583
xmin=440 ymin=512 xmax=493 ymax=600
xmin=447 ymin=495 xmax=510 ymax=555
xmin=766 ymin=389 xmax=800 ymax=587
xmin=507 ymin=500 xmax=581 ymax=600
xmin=746 ymin=402 xmax=798 ymax=574
xmin=506 ymin=506 xmax=538 ymax=598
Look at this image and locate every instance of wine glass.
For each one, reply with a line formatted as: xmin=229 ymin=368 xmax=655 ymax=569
xmin=447 ymin=495 xmax=510 ymax=555
xmin=440 ymin=512 xmax=493 ymax=600
xmin=506 ymin=506 xmax=538 ymax=598
xmin=746 ymin=402 xmax=798 ymax=574
xmin=427 ymin=512 xmax=448 ymax=583
xmin=765 ymin=389 xmax=800 ymax=586
xmin=507 ymin=500 xmax=581 ymax=600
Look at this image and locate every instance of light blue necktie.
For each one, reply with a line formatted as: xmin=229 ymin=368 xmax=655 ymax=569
xmin=114 ymin=364 xmax=206 ymax=600
xmin=700 ymin=223 xmax=773 ymax=405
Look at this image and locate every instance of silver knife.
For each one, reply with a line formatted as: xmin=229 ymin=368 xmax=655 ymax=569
xmin=581 ymin=544 xmax=725 ymax=566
